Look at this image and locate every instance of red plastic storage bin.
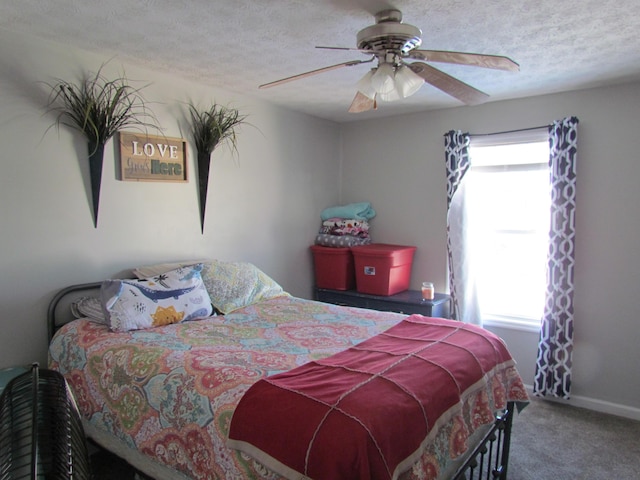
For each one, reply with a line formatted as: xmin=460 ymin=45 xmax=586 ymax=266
xmin=310 ymin=245 xmax=355 ymax=290
xmin=351 ymin=243 xmax=417 ymax=296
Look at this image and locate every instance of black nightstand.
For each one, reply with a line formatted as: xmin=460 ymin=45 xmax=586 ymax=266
xmin=315 ymin=288 xmax=451 ymax=318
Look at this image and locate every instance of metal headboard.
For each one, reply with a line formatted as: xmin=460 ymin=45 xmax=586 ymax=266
xmin=47 ymin=282 xmax=102 ymax=343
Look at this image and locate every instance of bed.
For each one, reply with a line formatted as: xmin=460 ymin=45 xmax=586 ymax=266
xmin=47 ymin=260 xmax=529 ymax=480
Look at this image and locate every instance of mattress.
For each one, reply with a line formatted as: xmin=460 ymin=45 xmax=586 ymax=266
xmin=48 ymin=295 xmax=528 ymax=479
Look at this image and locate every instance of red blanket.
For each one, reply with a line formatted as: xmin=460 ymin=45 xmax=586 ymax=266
xmin=227 ymin=315 xmax=527 ymax=480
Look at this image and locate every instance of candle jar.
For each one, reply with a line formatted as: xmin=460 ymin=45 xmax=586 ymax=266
xmin=421 ymin=282 xmax=434 ymax=301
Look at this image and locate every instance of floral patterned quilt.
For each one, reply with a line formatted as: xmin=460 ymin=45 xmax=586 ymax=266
xmin=48 ymin=296 xmax=527 ymax=480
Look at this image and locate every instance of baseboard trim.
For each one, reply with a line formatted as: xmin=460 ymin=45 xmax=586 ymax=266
xmin=523 ymin=384 xmax=640 ymax=421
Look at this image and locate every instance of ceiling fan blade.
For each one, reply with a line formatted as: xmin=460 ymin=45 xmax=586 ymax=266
xmin=316 ymin=46 xmax=375 ymax=54
xmin=409 ymin=62 xmax=489 ymax=105
xmin=316 ymin=46 xmax=359 ymax=51
xmin=259 ymin=59 xmax=372 ymax=89
xmin=348 ymin=91 xmax=376 ymax=113
xmin=408 ymin=50 xmax=519 ymax=72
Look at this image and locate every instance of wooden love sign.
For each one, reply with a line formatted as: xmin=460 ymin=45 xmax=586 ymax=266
xmin=119 ymin=132 xmax=188 ymax=182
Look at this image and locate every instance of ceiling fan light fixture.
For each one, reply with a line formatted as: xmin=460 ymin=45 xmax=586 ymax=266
xmin=370 ymin=63 xmax=396 ymax=95
xmin=395 ymin=64 xmax=424 ymax=98
xmin=355 ymin=69 xmax=377 ymax=99
xmin=358 ymin=63 xmax=424 ymax=103
xmin=377 ymin=85 xmax=401 ymax=102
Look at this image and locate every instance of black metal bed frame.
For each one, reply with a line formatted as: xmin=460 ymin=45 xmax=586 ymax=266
xmin=47 ymin=282 xmax=517 ymax=480
xmin=453 ymin=402 xmax=515 ymax=480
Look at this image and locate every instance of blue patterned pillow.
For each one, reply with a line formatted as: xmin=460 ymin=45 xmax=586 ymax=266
xmin=101 ymin=264 xmax=213 ymax=332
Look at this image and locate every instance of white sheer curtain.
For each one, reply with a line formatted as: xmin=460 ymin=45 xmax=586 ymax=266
xmin=444 ymin=130 xmax=481 ymax=325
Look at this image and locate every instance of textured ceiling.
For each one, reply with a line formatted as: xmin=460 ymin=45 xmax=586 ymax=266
xmin=2 ymin=0 xmax=640 ymax=122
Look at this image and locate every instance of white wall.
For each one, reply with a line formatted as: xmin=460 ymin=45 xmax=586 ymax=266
xmin=340 ymin=83 xmax=640 ymax=415
xmin=0 ymin=30 xmax=341 ymax=369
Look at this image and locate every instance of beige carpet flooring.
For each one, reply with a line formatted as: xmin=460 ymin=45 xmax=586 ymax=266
xmin=508 ymin=396 xmax=640 ymax=479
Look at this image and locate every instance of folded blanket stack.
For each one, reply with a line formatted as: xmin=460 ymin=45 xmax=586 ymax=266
xmin=315 ymin=202 xmax=375 ymax=248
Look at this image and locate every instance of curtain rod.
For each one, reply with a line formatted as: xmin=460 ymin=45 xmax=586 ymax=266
xmin=467 ymin=124 xmax=549 ymax=137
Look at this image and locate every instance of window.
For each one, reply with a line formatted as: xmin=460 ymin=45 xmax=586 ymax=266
xmin=467 ymin=130 xmax=550 ymax=330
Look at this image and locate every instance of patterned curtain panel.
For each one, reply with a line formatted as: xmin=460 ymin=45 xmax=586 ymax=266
xmin=534 ymin=116 xmax=579 ymax=399
xmin=444 ymin=130 xmax=481 ymax=325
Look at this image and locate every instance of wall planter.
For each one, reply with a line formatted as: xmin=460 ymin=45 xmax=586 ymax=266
xmin=45 ymin=66 xmax=158 ymax=227
xmin=188 ymin=103 xmax=247 ymax=233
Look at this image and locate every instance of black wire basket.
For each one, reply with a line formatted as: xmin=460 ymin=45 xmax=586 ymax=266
xmin=0 ymin=364 xmax=91 ymax=479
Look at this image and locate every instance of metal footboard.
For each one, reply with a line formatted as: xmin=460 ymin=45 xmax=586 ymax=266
xmin=452 ymin=401 xmax=515 ymax=480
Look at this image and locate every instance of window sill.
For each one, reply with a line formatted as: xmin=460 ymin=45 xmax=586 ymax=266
xmin=482 ymin=315 xmax=541 ymax=333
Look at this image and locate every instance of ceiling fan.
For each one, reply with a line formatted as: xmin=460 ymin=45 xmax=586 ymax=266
xmin=259 ymin=9 xmax=519 ymax=113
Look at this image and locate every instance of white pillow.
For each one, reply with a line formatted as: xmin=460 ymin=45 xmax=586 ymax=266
xmin=70 ymin=296 xmax=107 ymax=324
xmin=101 ymin=264 xmax=213 ymax=332
xmin=132 ymin=260 xmax=207 ymax=279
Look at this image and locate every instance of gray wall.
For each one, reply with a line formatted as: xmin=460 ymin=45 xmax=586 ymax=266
xmin=340 ymin=83 xmax=640 ymax=417
xmin=0 ymin=30 xmax=341 ymax=369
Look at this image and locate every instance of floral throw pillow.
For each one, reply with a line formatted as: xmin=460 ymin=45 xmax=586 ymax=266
xmin=101 ymin=264 xmax=213 ymax=332
xmin=200 ymin=260 xmax=288 ymax=314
